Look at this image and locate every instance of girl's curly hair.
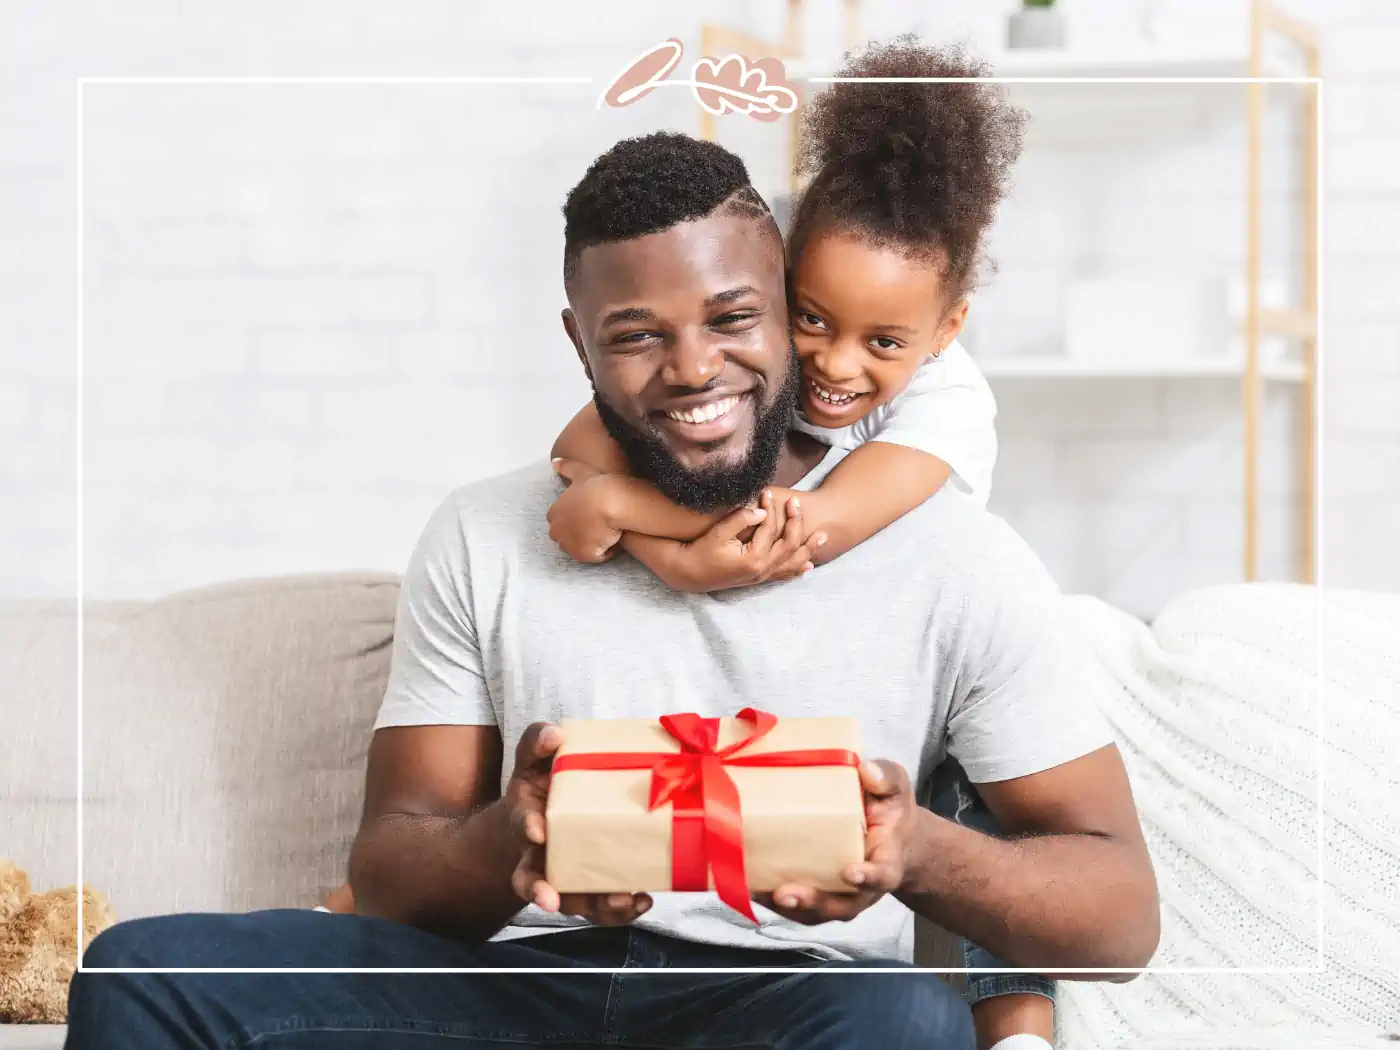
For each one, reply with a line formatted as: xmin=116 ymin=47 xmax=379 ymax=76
xmin=790 ymin=37 xmax=1026 ymax=304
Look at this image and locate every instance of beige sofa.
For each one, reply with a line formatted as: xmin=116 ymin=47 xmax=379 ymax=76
xmin=2 ymin=573 xmax=1397 ymax=1049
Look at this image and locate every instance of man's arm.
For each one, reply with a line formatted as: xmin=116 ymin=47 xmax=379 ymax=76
xmin=347 ymin=724 xmax=522 ymax=941
xmin=348 ymin=492 xmax=531 ymax=940
xmin=897 ymin=745 xmax=1159 ymax=976
xmin=353 ymin=489 xmax=653 ymax=938
xmin=350 ymin=720 xmax=655 ymax=939
xmin=907 ymin=514 xmax=1160 ymax=973
xmin=344 ymin=492 xmax=529 ymax=946
xmin=348 ymin=491 xmax=527 ymax=940
xmin=764 ymin=514 xmax=1158 ymax=974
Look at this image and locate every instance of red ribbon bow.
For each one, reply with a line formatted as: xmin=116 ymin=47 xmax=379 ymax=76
xmin=551 ymin=708 xmax=860 ymax=922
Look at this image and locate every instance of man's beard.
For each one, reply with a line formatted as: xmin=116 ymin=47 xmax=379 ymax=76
xmin=593 ymin=342 xmax=801 ymax=513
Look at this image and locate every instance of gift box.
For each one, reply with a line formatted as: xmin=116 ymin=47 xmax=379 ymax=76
xmin=545 ymin=708 xmax=865 ymax=921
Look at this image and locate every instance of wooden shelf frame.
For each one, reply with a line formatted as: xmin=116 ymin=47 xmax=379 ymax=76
xmin=1245 ymin=0 xmax=1320 ymax=584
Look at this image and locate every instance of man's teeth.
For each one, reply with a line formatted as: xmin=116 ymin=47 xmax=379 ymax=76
xmin=810 ymin=380 xmax=859 ymax=406
xmin=666 ymin=395 xmax=739 ymax=425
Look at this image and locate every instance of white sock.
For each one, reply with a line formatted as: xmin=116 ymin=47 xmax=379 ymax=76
xmin=988 ymin=1036 xmax=1054 ymax=1050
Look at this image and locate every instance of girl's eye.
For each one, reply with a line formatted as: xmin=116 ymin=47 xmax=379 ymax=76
xmin=799 ymin=312 xmax=826 ymax=330
xmin=870 ymin=337 xmax=901 ymax=351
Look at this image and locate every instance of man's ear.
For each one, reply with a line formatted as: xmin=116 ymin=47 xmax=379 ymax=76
xmin=561 ymin=308 xmax=592 ymax=381
xmin=935 ymin=299 xmax=970 ymax=354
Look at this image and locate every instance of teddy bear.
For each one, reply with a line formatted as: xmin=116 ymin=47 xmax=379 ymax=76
xmin=0 ymin=859 xmax=114 ymax=1025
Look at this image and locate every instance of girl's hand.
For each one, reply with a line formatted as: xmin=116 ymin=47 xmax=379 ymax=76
xmin=547 ymin=459 xmax=624 ymax=563
xmin=665 ymin=490 xmax=825 ymax=593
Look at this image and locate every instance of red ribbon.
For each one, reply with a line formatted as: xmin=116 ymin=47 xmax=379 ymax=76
xmin=550 ymin=707 xmax=860 ymax=922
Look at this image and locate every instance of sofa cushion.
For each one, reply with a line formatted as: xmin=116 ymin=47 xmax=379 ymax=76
xmin=0 ymin=1025 xmax=66 ymax=1050
xmin=0 ymin=600 xmax=143 ymax=893
xmin=80 ymin=574 xmax=399 ymax=919
xmin=1055 ymin=583 xmax=1400 ymax=1048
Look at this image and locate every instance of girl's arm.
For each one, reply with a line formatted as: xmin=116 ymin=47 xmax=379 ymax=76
xmin=618 ymin=492 xmax=816 ymax=593
xmin=549 ymin=405 xmax=819 ymax=592
xmin=550 ymin=403 xmax=632 ymax=475
xmin=768 ymin=443 xmax=954 ymax=567
xmin=551 ymin=404 xmax=725 ymax=542
xmin=772 ymin=342 xmax=998 ymax=566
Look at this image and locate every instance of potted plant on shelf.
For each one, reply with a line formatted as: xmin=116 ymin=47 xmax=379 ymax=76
xmin=1007 ymin=0 xmax=1067 ymax=50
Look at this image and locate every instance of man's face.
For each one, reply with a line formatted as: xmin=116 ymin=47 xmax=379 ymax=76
xmin=563 ymin=209 xmax=798 ymax=511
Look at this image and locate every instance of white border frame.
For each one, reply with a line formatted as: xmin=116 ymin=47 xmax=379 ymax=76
xmin=73 ymin=72 xmax=1321 ymax=980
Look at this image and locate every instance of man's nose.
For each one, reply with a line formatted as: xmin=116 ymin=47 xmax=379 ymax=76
xmin=662 ymin=333 xmax=724 ymax=389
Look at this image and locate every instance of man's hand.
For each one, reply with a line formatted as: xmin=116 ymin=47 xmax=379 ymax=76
xmin=547 ymin=459 xmax=624 ymax=564
xmin=663 ymin=489 xmax=826 ymax=594
xmin=756 ymin=760 xmax=917 ymax=924
xmin=506 ymin=722 xmax=653 ymax=925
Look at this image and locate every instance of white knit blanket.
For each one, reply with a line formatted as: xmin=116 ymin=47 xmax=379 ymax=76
xmin=1052 ymin=584 xmax=1400 ymax=1050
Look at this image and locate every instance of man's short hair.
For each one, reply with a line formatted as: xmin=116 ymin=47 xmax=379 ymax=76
xmin=562 ymin=131 xmax=774 ymax=283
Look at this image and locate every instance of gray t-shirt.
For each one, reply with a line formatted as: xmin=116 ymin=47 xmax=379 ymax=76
xmin=374 ymin=458 xmax=1116 ymax=962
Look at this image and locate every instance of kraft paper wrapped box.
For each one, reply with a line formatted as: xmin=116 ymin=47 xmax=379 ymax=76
xmin=545 ymin=711 xmax=866 ymax=910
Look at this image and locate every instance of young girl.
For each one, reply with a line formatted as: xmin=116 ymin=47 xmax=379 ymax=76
xmin=546 ymin=37 xmax=1055 ymax=1050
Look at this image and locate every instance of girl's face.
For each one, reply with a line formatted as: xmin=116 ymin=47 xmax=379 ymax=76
xmin=789 ymin=230 xmax=967 ymax=428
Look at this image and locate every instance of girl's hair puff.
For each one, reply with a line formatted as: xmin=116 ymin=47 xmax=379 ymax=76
xmin=790 ymin=37 xmax=1026 ymax=303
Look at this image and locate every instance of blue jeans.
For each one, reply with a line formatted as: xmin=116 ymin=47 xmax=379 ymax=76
xmin=67 ymin=911 xmax=973 ymax=1049
xmin=926 ymin=757 xmax=1057 ymax=1008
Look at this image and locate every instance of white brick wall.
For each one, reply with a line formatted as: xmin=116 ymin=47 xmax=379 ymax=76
xmin=2 ymin=0 xmax=1396 ymax=618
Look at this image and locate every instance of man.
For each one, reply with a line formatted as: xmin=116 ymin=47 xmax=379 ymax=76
xmin=68 ymin=133 xmax=1158 ymax=1050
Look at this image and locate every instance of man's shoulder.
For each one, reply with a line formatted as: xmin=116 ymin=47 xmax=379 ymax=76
xmin=867 ymin=487 xmax=1046 ymax=594
xmin=435 ymin=461 xmax=557 ymax=529
xmin=895 ymin=485 xmax=1020 ymax=550
xmin=411 ymin=463 xmax=557 ymax=569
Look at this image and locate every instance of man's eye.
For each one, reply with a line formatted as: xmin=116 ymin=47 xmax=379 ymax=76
xmin=614 ymin=331 xmax=657 ymax=345
xmin=714 ymin=311 xmax=758 ymax=328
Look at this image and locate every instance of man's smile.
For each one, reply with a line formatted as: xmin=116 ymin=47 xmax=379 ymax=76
xmin=653 ymin=391 xmax=754 ymax=444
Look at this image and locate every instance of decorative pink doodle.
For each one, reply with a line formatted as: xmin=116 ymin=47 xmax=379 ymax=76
xmin=601 ymin=39 xmax=799 ymax=122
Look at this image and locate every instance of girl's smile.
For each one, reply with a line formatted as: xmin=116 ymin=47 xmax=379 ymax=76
xmin=802 ymin=372 xmax=871 ymax=425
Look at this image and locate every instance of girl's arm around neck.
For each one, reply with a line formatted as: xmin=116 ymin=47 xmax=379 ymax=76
xmin=552 ymin=402 xmax=725 ymax=541
xmin=774 ymin=441 xmax=954 ymax=566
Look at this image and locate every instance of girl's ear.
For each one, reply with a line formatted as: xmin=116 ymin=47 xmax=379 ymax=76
xmin=934 ymin=299 xmax=970 ymax=355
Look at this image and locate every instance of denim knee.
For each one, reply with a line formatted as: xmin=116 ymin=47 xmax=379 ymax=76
xmin=815 ymin=970 xmax=975 ymax=1049
xmin=82 ymin=914 xmax=175 ymax=969
xmin=66 ymin=920 xmax=183 ymax=1036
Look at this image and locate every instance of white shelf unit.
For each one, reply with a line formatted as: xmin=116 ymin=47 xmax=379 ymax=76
xmin=978 ymin=357 xmax=1306 ymax=382
xmin=794 ymin=45 xmax=1273 ymax=82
